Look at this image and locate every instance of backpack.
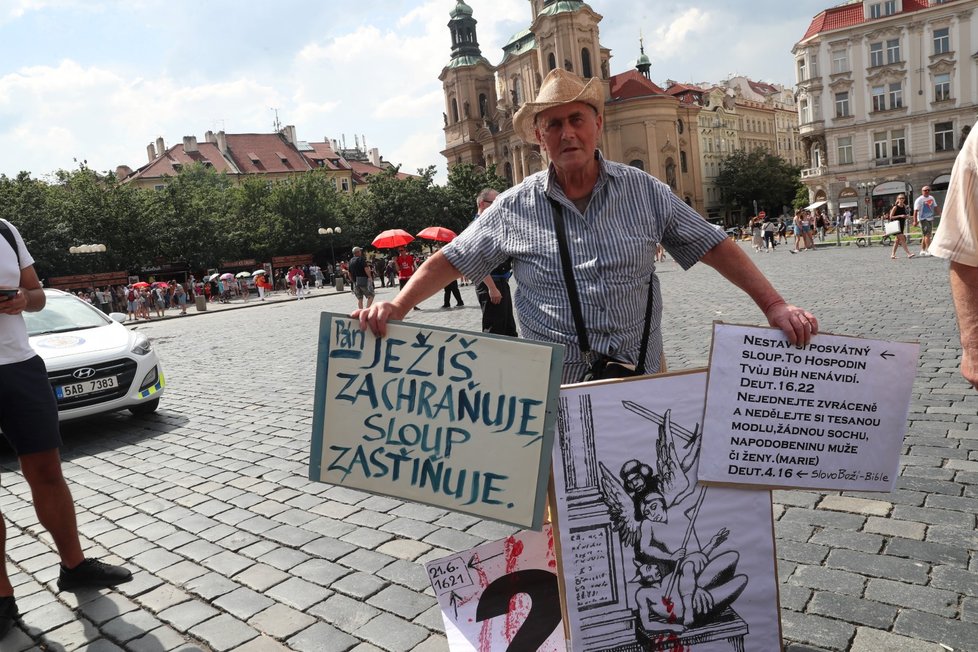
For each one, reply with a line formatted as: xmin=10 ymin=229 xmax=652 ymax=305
xmin=127 ymin=289 xmax=136 ymax=301
xmin=0 ymin=220 xmax=21 ymax=267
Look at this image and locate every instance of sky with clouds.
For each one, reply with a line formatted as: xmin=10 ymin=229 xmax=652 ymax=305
xmin=0 ymin=0 xmax=834 ymax=182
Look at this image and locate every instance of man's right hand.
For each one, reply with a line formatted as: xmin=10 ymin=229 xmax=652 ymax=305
xmin=488 ymin=286 xmax=502 ymax=304
xmin=353 ymin=301 xmax=406 ymax=337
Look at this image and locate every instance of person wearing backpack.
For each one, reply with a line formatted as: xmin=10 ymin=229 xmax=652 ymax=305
xmin=126 ymin=286 xmax=138 ymax=321
xmin=0 ymin=219 xmax=132 ymax=638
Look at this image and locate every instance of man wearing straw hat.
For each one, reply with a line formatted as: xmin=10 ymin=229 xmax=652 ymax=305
xmin=355 ymin=69 xmax=818 ymax=382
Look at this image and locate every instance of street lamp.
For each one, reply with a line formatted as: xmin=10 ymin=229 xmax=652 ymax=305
xmin=856 ymin=181 xmax=876 ymax=233
xmin=318 ymin=227 xmax=341 ymax=266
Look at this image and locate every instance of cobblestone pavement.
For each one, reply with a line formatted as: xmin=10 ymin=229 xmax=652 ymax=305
xmin=0 ymin=242 xmax=974 ymax=651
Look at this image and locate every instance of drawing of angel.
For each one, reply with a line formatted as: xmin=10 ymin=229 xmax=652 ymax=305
xmin=597 ymin=409 xmax=748 ymax=632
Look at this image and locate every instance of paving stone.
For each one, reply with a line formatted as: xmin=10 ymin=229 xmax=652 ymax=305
xmin=257 ymin=548 xmax=310 ymax=572
xmin=233 ymin=563 xmax=290 ymax=592
xmin=203 ymin=551 xmax=253 ymax=576
xmin=309 ymin=593 xmax=382 ymax=631
xmin=807 ymin=528 xmax=883 ymax=554
xmin=286 ymin=622 xmax=360 ymax=652
xmin=788 ymin=566 xmax=865 ymax=596
xmin=849 ymin=627 xmax=947 ymax=652
xmin=183 ymin=572 xmax=239 ymax=601
xmin=41 ymin=617 xmax=101 ymax=649
xmin=19 ymin=599 xmax=76 ymax=633
xmin=76 ymin=592 xmax=141 ymax=625
xmin=807 ymin=592 xmax=897 ymax=629
xmin=226 ymin=635 xmax=292 ymax=652
xmin=156 ymin=560 xmax=210 ymax=585
xmin=773 ymin=520 xmax=814 ymax=542
xmin=777 ymin=583 xmax=811 ymax=612
xmin=367 ymin=584 xmax=437 ymax=620
xmin=779 ymin=610 xmax=855 ymax=652
xmin=247 ymin=603 xmax=317 ymax=639
xmin=777 ymin=541 xmax=830 ymax=565
xmin=862 ymin=515 xmax=926 ymax=540
xmin=377 ymin=558 xmax=434 ymax=592
xmin=289 ymin=558 xmax=351 ymax=587
xmin=190 ymin=613 xmax=259 ymax=651
xmin=893 ymin=608 xmax=978 ymax=651
xmin=421 ymin=529 xmax=484 ymax=553
xmin=300 ymin=537 xmax=357 ymax=561
xmin=101 ymin=609 xmax=165 ymax=643
xmin=817 ymin=495 xmax=891 ymax=516
xmin=158 ymin=599 xmax=221 ymax=631
xmin=824 ymin=549 xmax=929 ymax=584
xmin=264 ymin=577 xmax=328 ymax=611
xmin=338 ymin=549 xmax=395 ymax=574
xmin=926 ymin=524 xmax=978 ymax=549
xmin=864 ymin=578 xmax=958 ymax=616
xmin=930 ymin=564 xmax=978 ymax=597
xmin=885 ymin=537 xmax=971 ymax=566
xmin=213 ymin=587 xmax=276 ymax=620
xmin=339 ymin=526 xmax=396 ymax=549
xmin=356 ymin=612 xmax=429 ymax=652
xmin=332 ymin=570 xmax=389 ymax=600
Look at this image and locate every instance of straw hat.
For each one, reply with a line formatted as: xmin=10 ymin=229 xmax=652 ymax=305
xmin=513 ymin=68 xmax=605 ymax=144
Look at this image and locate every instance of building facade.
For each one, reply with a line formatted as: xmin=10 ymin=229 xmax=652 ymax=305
xmin=794 ymin=0 xmax=978 ymax=220
xmin=687 ymin=78 xmax=801 ymax=224
xmin=439 ymin=0 xmax=706 ymax=213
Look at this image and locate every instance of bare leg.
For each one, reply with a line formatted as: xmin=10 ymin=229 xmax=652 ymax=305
xmin=19 ymin=450 xmax=84 ymax=569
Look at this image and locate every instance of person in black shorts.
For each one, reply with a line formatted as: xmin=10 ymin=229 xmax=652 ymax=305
xmin=0 ymin=219 xmax=131 ymax=639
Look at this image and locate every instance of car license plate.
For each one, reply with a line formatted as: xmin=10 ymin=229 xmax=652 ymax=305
xmin=56 ymin=376 xmax=117 ymax=399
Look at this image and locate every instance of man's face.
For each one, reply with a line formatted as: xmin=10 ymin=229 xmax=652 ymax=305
xmin=477 ymin=192 xmax=498 ymax=216
xmin=534 ymin=101 xmax=602 ymax=174
xmin=641 ymin=495 xmax=667 ymax=523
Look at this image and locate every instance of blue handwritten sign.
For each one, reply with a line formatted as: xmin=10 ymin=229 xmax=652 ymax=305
xmin=310 ymin=313 xmax=564 ymax=530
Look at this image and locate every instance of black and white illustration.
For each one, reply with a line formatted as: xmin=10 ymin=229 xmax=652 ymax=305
xmin=553 ymin=371 xmax=781 ymax=651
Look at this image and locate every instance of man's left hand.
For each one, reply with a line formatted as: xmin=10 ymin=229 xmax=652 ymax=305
xmin=0 ymin=288 xmax=28 ymax=315
xmin=766 ymin=301 xmax=818 ymax=346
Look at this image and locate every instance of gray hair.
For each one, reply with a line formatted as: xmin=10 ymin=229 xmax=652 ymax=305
xmin=352 ymin=246 xmax=362 ymax=255
xmin=476 ymin=187 xmax=498 ymax=206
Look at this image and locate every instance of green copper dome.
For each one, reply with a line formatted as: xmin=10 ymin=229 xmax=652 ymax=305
xmin=450 ymin=1 xmax=473 ymax=18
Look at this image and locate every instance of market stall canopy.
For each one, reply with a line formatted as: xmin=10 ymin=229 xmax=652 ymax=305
xmin=805 ymin=200 xmax=828 ymax=211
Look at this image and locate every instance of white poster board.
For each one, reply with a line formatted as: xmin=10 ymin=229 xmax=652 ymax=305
xmin=309 ymin=314 xmax=564 ymax=529
xmin=698 ymin=324 xmax=919 ymax=492
xmin=552 ymin=370 xmax=782 ymax=652
xmin=425 ymin=525 xmax=566 ymax=651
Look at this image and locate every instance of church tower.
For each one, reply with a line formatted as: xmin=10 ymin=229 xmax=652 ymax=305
xmin=439 ymin=1 xmax=497 ymax=169
xmin=636 ymin=36 xmax=652 ymax=80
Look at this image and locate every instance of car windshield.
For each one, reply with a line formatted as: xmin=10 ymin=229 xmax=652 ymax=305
xmin=23 ymin=293 xmax=112 ymax=336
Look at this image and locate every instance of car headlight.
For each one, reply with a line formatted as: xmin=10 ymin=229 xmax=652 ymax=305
xmin=131 ymin=333 xmax=153 ymax=356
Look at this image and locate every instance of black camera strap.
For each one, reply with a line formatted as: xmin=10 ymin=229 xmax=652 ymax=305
xmin=549 ymin=197 xmax=654 ymax=374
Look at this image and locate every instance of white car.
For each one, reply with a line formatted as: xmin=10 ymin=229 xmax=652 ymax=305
xmin=24 ymin=289 xmax=165 ymax=420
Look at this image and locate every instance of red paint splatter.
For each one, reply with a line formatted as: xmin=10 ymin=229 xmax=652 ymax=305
xmin=503 ymin=536 xmax=527 ymax=645
xmin=648 ymin=597 xmax=687 ymax=652
xmin=475 ymin=553 xmax=493 ymax=651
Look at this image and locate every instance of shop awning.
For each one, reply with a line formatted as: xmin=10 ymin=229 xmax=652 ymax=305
xmin=839 ymin=201 xmax=858 ymax=208
xmin=804 ymin=200 xmax=827 ymax=211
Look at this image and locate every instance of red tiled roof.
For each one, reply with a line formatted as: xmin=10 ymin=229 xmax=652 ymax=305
xmin=224 ymin=133 xmax=312 ymax=174
xmin=801 ymin=0 xmax=930 ymax=41
xmin=665 ymin=82 xmax=702 ymax=95
xmin=126 ymin=141 xmax=234 ymax=181
xmin=748 ymin=80 xmax=779 ymax=96
xmin=302 ymin=142 xmax=349 ymax=171
xmin=609 ymin=70 xmax=666 ymax=101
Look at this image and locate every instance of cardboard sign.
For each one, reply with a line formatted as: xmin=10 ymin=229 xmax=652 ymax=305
xmin=698 ymin=324 xmax=919 ymax=492
xmin=552 ymin=370 xmax=782 ymax=652
xmin=426 ymin=525 xmax=566 ymax=651
xmin=309 ymin=313 xmax=564 ymax=529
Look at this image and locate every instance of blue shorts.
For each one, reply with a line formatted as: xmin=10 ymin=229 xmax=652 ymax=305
xmin=0 ymin=355 xmax=62 ymax=455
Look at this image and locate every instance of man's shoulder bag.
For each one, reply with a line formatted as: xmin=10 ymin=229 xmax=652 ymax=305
xmin=549 ymin=198 xmax=655 ymax=383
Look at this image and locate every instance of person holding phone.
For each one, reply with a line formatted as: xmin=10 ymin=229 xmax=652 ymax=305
xmin=0 ymin=219 xmax=131 ymax=638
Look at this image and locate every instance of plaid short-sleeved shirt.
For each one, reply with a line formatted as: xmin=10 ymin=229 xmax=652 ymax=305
xmin=442 ymin=152 xmax=726 ymax=382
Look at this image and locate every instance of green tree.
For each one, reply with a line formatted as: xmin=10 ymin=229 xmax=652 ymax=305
xmin=715 ymin=149 xmax=802 ymax=217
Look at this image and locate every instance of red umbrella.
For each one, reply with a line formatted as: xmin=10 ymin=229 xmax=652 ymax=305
xmin=151 ymin=281 xmax=169 ymax=288
xmin=372 ymin=229 xmax=415 ymax=249
xmin=131 ymin=282 xmax=150 ymax=289
xmin=416 ymin=226 xmax=458 ymax=243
